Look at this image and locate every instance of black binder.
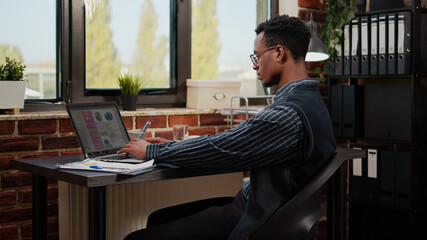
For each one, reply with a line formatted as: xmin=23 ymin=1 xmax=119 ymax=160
xmin=342 ymin=85 xmax=363 ymax=138
xmin=397 ymin=11 xmax=411 ymax=75
xmin=330 ymin=85 xmax=343 ymax=136
xmin=334 ymin=43 xmax=343 ymax=76
xmin=387 ymin=13 xmax=397 ymax=75
xmin=343 ymin=23 xmax=351 ymax=75
xmin=380 ymin=150 xmax=395 ymax=207
xmin=378 ymin=14 xmax=387 ymax=75
xmin=349 ymin=145 xmax=367 ymax=202
xmin=370 ymin=15 xmax=379 ymax=75
xmin=351 ymin=17 xmax=360 ymax=76
xmin=365 ymin=148 xmax=380 ymax=204
xmin=395 ymin=151 xmax=411 ymax=209
xmin=361 ymin=16 xmax=369 ymax=75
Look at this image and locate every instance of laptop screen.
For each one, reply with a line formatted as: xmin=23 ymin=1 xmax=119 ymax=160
xmin=66 ymin=102 xmax=130 ymax=158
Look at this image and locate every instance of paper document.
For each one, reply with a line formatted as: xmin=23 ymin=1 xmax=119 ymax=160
xmin=58 ymin=159 xmax=156 ymax=175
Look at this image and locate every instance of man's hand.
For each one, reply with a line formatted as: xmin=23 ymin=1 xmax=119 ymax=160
xmin=117 ymin=139 xmax=151 ymax=159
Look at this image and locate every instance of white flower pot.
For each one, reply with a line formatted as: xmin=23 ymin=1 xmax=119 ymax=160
xmin=0 ymin=81 xmax=26 ymax=109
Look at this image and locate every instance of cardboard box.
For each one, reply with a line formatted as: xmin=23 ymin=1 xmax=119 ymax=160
xmin=186 ymin=79 xmax=241 ymax=109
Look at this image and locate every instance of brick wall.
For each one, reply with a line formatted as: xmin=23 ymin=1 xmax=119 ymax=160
xmin=0 ymin=112 xmax=230 ymax=240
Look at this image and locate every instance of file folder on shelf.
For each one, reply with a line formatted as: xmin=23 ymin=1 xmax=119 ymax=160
xmin=328 ymin=43 xmax=335 ymax=77
xmin=397 ymin=11 xmax=411 ymax=75
xmin=342 ymin=85 xmax=363 ymax=138
xmin=330 ymin=84 xmax=343 ymax=136
xmin=343 ymin=24 xmax=351 ymax=75
xmin=366 ymin=148 xmax=380 ymax=204
xmin=378 ymin=14 xmax=387 ymax=75
xmin=361 ymin=16 xmax=369 ymax=75
xmin=351 ymin=17 xmax=360 ymax=76
xmin=349 ymin=146 xmax=366 ymax=202
xmin=394 ymin=151 xmax=411 ymax=209
xmin=380 ymin=150 xmax=395 ymax=207
xmin=387 ymin=13 xmax=397 ymax=75
xmin=370 ymin=15 xmax=379 ymax=75
xmin=334 ymin=43 xmax=343 ymax=76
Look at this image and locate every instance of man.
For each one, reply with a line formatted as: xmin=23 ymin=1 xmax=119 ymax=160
xmin=118 ymin=14 xmax=336 ymax=240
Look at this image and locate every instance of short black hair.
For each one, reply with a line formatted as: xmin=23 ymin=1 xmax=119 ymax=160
xmin=255 ymin=15 xmax=311 ymax=61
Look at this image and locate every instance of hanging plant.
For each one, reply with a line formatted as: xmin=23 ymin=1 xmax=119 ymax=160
xmin=316 ymin=0 xmax=359 ymax=82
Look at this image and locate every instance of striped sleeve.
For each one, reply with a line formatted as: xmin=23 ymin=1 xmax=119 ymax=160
xmin=146 ymin=105 xmax=304 ymax=169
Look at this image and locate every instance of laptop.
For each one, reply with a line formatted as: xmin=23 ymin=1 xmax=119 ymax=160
xmin=66 ymin=102 xmax=144 ymax=163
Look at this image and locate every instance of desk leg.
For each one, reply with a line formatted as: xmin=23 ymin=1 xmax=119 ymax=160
xmin=32 ymin=174 xmax=47 ymax=240
xmin=89 ymin=186 xmax=106 ymax=240
xmin=327 ymin=165 xmax=345 ymax=240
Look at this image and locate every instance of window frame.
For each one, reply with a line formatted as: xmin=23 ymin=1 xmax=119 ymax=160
xmin=22 ymin=0 xmax=277 ymax=111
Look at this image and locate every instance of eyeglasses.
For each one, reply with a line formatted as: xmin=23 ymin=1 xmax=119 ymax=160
xmin=250 ymin=46 xmax=276 ymax=65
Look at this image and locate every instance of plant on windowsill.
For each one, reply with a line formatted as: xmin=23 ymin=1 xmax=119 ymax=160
xmin=0 ymin=56 xmax=27 ymax=111
xmin=116 ymin=72 xmax=145 ymax=111
xmin=315 ymin=0 xmax=359 ymax=83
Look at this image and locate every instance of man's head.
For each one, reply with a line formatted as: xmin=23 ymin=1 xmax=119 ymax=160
xmin=255 ymin=15 xmax=311 ymax=61
xmin=252 ymin=15 xmax=310 ymax=87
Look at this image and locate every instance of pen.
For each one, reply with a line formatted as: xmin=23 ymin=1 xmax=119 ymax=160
xmin=137 ymin=121 xmax=151 ymax=139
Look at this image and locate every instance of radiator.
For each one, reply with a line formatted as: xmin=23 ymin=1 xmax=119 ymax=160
xmin=58 ymin=172 xmax=243 ymax=240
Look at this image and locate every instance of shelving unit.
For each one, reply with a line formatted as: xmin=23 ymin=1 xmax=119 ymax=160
xmin=328 ymin=1 xmax=427 ymax=239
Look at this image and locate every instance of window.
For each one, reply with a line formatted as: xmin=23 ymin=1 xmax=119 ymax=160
xmin=0 ymin=0 xmax=60 ymax=101
xmin=191 ymin=0 xmax=274 ymax=96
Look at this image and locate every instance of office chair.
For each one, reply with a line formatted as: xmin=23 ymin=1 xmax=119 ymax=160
xmin=249 ymin=149 xmax=351 ymax=240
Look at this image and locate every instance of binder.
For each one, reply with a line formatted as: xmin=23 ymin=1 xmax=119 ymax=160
xmin=380 ymin=150 xmax=395 ymax=207
xmin=349 ymin=146 xmax=367 ymax=202
xmin=378 ymin=14 xmax=387 ymax=75
xmin=370 ymin=15 xmax=379 ymax=75
xmin=395 ymin=151 xmax=410 ymax=209
xmin=342 ymin=85 xmax=363 ymax=138
xmin=361 ymin=16 xmax=369 ymax=75
xmin=334 ymin=43 xmax=343 ymax=76
xmin=366 ymin=148 xmax=380 ymax=204
xmin=330 ymin=85 xmax=343 ymax=136
xmin=387 ymin=13 xmax=397 ymax=75
xmin=328 ymin=43 xmax=335 ymax=77
xmin=351 ymin=17 xmax=360 ymax=75
xmin=343 ymin=24 xmax=351 ymax=75
xmin=397 ymin=11 xmax=411 ymax=75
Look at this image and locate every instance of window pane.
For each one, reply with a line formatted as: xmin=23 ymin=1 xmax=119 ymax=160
xmin=0 ymin=0 xmax=58 ymax=100
xmin=191 ymin=0 xmax=265 ymax=96
xmin=85 ymin=0 xmax=171 ymax=90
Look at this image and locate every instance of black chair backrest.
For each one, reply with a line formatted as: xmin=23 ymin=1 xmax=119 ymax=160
xmin=249 ymin=148 xmax=362 ymax=240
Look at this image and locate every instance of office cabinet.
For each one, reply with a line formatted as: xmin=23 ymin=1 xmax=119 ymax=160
xmin=328 ymin=1 xmax=427 ymax=239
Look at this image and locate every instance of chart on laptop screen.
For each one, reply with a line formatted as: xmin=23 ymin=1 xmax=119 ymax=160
xmin=70 ymin=107 xmax=128 ymax=153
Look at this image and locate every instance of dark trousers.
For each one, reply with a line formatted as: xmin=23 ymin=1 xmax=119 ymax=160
xmin=124 ymin=190 xmax=246 ymax=240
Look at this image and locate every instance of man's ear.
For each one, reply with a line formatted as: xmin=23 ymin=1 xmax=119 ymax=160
xmin=276 ymin=45 xmax=287 ymax=64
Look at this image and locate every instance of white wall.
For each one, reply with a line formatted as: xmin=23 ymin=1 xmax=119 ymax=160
xmin=279 ymin=0 xmax=298 ymax=16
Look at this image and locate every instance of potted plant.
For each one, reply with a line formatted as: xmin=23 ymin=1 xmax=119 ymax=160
xmin=116 ymin=72 xmax=145 ymax=111
xmin=0 ymin=57 xmax=27 ymax=110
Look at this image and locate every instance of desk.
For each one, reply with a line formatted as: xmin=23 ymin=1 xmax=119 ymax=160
xmin=11 ymin=147 xmax=364 ymax=240
xmin=11 ymin=155 xmax=241 ymax=240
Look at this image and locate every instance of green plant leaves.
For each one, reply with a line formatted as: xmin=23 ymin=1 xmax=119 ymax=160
xmin=116 ymin=72 xmax=145 ymax=96
xmin=0 ymin=56 xmax=26 ymax=81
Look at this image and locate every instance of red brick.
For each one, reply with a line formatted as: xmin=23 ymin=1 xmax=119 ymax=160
xmin=0 ymin=137 xmax=39 ymax=152
xmin=59 ymin=119 xmax=74 ymax=132
xmin=1 ymin=171 xmax=32 ymax=188
xmin=0 ymin=190 xmax=16 ymax=205
xmin=298 ymin=9 xmax=327 ymax=22
xmin=298 ymin=0 xmax=321 ymax=9
xmin=48 ymin=203 xmax=58 ymax=217
xmin=20 ymin=152 xmax=59 ymax=159
xmin=136 ymin=116 xmax=167 ymax=128
xmin=21 ymin=218 xmax=58 ymax=237
xmin=218 ymin=128 xmax=231 ymax=133
xmin=0 ymin=225 xmax=18 ymax=239
xmin=18 ymin=120 xmax=57 ymax=134
xmin=0 ymin=207 xmax=32 ymax=223
xmin=169 ymin=115 xmax=198 ymax=127
xmin=48 ymin=186 xmax=58 ymax=201
xmin=0 ymin=156 xmax=13 ymax=170
xmin=155 ymin=131 xmax=173 ymax=140
xmin=42 ymin=136 xmax=80 ymax=150
xmin=18 ymin=189 xmax=32 ymax=203
xmin=189 ymin=128 xmax=215 ymax=136
xmin=200 ymin=114 xmax=226 ymax=126
xmin=61 ymin=150 xmax=83 ymax=156
xmin=0 ymin=121 xmax=15 ymax=135
xmin=122 ymin=117 xmax=133 ymax=129
xmin=306 ymin=61 xmax=325 ymax=71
